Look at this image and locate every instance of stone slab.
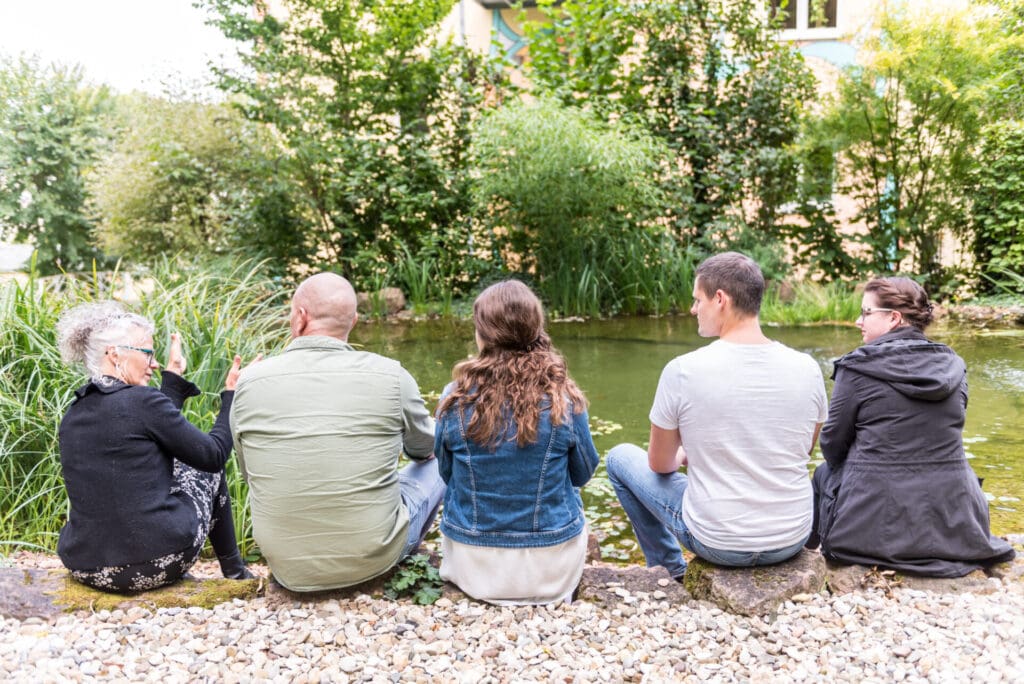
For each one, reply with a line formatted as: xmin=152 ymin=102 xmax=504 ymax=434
xmin=0 ymin=567 xmax=263 ymax=619
xmin=825 ymin=563 xmax=1004 ymax=595
xmin=576 ymin=562 xmax=690 ymax=606
xmin=683 ymin=549 xmax=828 ymax=616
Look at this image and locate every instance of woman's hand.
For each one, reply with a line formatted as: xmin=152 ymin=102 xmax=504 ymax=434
xmin=165 ymin=332 xmax=187 ymax=376
xmin=225 ymin=353 xmax=263 ymax=391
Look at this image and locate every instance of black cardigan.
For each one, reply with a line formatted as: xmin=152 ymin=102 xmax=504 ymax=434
xmin=57 ymin=372 xmax=234 ymax=569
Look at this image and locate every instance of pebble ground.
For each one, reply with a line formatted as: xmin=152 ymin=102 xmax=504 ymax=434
xmin=2 ymin=554 xmax=1022 ymax=683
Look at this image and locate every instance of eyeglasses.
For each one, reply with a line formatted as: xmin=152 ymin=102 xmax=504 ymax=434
xmin=859 ymin=307 xmax=896 ymax=319
xmin=118 ymin=345 xmax=155 ymax=363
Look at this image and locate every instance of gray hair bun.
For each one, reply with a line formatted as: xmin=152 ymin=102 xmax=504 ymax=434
xmin=56 ymin=302 xmax=133 ymax=365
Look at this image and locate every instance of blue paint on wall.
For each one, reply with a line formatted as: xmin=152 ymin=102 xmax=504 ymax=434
xmin=798 ymin=41 xmax=857 ymax=68
xmin=491 ymin=10 xmax=528 ymax=60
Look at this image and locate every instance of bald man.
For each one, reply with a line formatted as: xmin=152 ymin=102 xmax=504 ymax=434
xmin=230 ymin=273 xmax=443 ymax=592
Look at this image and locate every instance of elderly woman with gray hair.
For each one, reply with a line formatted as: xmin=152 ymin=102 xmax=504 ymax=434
xmin=56 ymin=301 xmax=255 ymax=592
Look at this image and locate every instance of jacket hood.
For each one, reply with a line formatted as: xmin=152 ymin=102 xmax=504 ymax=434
xmin=834 ymin=326 xmax=965 ymax=401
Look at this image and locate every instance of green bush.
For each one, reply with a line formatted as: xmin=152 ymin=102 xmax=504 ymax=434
xmin=0 ymin=257 xmax=288 ymax=556
xmin=471 ymin=97 xmax=692 ymax=316
xmin=972 ymin=120 xmax=1024 ymax=293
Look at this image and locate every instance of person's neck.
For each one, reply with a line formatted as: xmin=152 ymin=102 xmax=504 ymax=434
xmin=293 ymin=327 xmax=349 ymax=343
xmin=717 ymin=315 xmax=771 ymax=345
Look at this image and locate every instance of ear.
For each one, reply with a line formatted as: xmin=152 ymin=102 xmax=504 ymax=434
xmin=291 ymin=306 xmax=309 ymax=337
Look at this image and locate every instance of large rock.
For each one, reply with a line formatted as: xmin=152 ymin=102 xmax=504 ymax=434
xmin=683 ymin=549 xmax=827 ymax=616
xmin=0 ymin=568 xmax=65 ymax=620
xmin=356 ymin=287 xmax=406 ymax=315
xmin=576 ymin=562 xmax=690 ymax=607
xmin=0 ymin=567 xmax=263 ymax=619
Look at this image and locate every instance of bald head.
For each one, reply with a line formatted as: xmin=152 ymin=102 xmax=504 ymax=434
xmin=290 ymin=273 xmax=358 ymax=341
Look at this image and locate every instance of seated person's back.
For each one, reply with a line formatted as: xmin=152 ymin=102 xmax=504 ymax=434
xmin=230 ymin=273 xmax=440 ymax=592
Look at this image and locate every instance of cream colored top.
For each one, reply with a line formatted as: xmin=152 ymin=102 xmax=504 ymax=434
xmin=439 ymin=528 xmax=588 ymax=605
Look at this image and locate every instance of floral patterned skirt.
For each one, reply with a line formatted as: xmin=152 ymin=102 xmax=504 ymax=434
xmin=69 ymin=461 xmax=228 ymax=593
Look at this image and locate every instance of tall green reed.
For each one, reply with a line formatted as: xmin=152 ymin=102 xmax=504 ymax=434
xmin=0 ymin=256 xmax=289 ymax=557
xmin=760 ymin=280 xmax=861 ymax=326
xmin=536 ymin=229 xmax=695 ymax=318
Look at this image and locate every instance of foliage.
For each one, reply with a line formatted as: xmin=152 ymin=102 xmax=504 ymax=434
xmin=471 ymin=97 xmax=692 ymax=316
xmin=0 ymin=257 xmax=288 ymax=555
xmin=201 ymin=0 xmax=506 ymax=293
xmin=89 ymin=94 xmax=309 ymax=275
xmin=759 ymin=280 xmax=861 ymax=326
xmin=0 ymin=57 xmax=114 ymax=274
xmin=806 ymin=5 xmax=1008 ymax=291
xmin=522 ymin=0 xmax=816 ymax=250
xmin=383 ymin=554 xmax=444 ymax=605
xmin=971 ymin=120 xmax=1024 ymax=293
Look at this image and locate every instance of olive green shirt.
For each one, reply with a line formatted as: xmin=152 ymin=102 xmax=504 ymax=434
xmin=230 ymin=336 xmax=434 ymax=591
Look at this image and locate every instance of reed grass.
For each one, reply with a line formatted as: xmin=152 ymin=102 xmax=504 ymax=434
xmin=760 ymin=280 xmax=861 ymax=326
xmin=0 ymin=256 xmax=289 ymax=556
xmin=536 ymin=229 xmax=696 ymax=318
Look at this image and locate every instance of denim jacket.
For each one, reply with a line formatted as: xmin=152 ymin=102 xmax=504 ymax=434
xmin=434 ymin=384 xmax=600 ymax=548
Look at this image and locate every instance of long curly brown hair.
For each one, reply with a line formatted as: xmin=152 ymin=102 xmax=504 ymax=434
xmin=438 ymin=280 xmax=587 ymax=448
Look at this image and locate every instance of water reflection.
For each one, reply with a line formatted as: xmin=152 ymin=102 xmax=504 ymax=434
xmin=352 ymin=316 xmax=1024 ymax=556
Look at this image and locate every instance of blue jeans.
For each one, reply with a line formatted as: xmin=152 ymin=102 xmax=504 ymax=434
xmin=606 ymin=443 xmax=807 ymax=577
xmin=398 ymin=458 xmax=446 ymax=559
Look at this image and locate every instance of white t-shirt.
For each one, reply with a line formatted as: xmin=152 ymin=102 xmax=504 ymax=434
xmin=650 ymin=340 xmax=827 ymax=551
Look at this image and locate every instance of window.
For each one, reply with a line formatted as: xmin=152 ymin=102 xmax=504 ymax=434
xmin=769 ymin=0 xmax=839 ymax=36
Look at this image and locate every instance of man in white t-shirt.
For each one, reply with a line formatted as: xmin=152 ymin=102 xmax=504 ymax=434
xmin=607 ymin=252 xmax=827 ymax=579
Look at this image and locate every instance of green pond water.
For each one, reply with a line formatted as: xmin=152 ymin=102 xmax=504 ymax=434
xmin=351 ymin=317 xmax=1024 ymax=562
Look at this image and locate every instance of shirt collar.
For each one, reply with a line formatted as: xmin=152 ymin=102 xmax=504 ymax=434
xmin=283 ymin=335 xmax=356 ymax=353
xmin=74 ymin=377 xmax=130 ymax=399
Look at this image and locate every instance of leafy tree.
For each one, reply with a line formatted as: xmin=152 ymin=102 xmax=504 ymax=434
xmin=0 ymin=57 xmax=113 ymax=274
xmin=808 ymin=5 xmax=1008 ymax=291
xmin=971 ymin=120 xmax=1024 ymax=292
xmin=89 ymin=94 xmax=309 ymax=274
xmin=522 ymin=0 xmax=815 ymax=255
xmin=201 ymin=0 xmax=505 ymax=290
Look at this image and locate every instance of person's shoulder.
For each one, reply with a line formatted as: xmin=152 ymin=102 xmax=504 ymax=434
xmin=769 ymin=344 xmax=825 ymax=387
xmin=671 ymin=343 xmax=715 ymax=366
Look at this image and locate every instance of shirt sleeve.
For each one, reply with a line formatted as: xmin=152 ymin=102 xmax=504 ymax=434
xmin=819 ymin=367 xmax=857 ymax=468
xmin=811 ymin=359 xmax=828 ymax=423
xmin=229 ymin=389 xmax=248 ymax=484
xmin=434 ymin=383 xmax=455 ymax=483
xmin=158 ymin=370 xmax=201 ymax=409
xmin=568 ymin=405 xmax=600 ymax=487
xmin=142 ymin=388 xmax=235 ymax=473
xmin=399 ymin=367 xmax=435 ymax=460
xmin=648 ymin=359 xmax=680 ymax=431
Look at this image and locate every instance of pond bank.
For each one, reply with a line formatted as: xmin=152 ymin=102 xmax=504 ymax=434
xmin=941 ymin=303 xmax=1024 ymax=328
xmin=3 ymin=547 xmax=1022 ymax=681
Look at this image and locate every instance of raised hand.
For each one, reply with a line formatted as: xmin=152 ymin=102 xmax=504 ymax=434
xmin=225 ymin=353 xmax=263 ymax=391
xmin=165 ymin=332 xmax=187 ymax=376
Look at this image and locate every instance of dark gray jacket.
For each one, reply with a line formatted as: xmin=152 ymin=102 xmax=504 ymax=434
xmin=815 ymin=326 xmax=1014 ymax=577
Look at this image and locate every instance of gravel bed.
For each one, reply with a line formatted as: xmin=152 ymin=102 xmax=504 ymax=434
xmin=2 ymin=554 xmax=1023 ymax=682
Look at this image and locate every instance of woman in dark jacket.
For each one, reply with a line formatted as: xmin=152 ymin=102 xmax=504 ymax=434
xmin=56 ymin=301 xmax=255 ymax=592
xmin=808 ymin=277 xmax=1014 ymax=577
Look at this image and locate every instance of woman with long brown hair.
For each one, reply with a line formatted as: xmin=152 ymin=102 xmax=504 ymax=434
xmin=434 ymin=280 xmax=600 ymax=604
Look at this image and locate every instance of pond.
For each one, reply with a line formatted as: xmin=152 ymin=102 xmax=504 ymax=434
xmin=351 ymin=316 xmax=1024 ymax=562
